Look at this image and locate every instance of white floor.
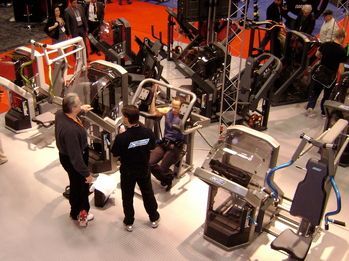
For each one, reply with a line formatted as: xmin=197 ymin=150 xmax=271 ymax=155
xmin=1 ymin=61 xmax=349 ymax=261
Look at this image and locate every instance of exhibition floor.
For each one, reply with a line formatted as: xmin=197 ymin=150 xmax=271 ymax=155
xmin=0 ymin=60 xmax=349 ymax=261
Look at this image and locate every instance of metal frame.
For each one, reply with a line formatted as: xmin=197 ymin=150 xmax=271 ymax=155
xmin=219 ymin=0 xmax=250 ymax=131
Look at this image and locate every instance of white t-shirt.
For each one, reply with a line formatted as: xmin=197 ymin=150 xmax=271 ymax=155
xmin=319 ymin=18 xmax=339 ymax=42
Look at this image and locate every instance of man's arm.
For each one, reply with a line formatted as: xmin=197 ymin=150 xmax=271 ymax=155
xmin=148 ymin=84 xmax=170 ymax=116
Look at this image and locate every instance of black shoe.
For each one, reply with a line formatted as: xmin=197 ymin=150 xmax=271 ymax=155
xmin=165 ymin=180 xmax=172 ymax=192
xmin=63 ymin=186 xmax=70 ymax=199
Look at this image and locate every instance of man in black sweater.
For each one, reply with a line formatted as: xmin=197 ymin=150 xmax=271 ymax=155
xmin=306 ymin=29 xmax=347 ymax=118
xmin=111 ymin=105 xmax=160 ymax=232
xmin=55 ymin=93 xmax=93 ymax=227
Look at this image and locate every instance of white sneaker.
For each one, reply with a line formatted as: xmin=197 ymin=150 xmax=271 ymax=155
xmin=305 ymin=108 xmax=316 ymax=118
xmin=78 ymin=210 xmax=88 ymax=227
xmin=124 ymin=224 xmax=133 ymax=232
xmin=87 ymin=213 xmax=94 ymax=221
xmin=151 ymin=218 xmax=160 ymax=229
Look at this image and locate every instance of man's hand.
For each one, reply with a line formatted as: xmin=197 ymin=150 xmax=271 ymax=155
xmin=85 ymin=175 xmax=93 ymax=184
xmin=81 ymin=104 xmax=93 ymax=112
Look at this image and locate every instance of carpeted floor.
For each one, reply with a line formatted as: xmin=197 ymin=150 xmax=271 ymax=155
xmin=0 ymin=5 xmax=47 ymax=53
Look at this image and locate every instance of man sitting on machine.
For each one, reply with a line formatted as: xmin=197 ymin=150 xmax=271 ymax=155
xmin=148 ymin=91 xmax=185 ymax=192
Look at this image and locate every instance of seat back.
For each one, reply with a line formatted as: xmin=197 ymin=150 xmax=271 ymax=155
xmin=290 ymin=159 xmax=328 ymax=226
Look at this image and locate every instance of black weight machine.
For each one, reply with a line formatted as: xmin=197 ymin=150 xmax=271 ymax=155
xmin=271 ymin=30 xmax=320 ymax=106
xmin=220 ymin=53 xmax=282 ymax=130
xmin=88 ymin=18 xmax=166 ymax=89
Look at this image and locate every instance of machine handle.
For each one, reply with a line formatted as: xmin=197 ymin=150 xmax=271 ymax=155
xmin=324 ymin=176 xmax=342 ymax=230
xmin=265 ymin=160 xmax=294 ymax=200
xmin=30 ymin=39 xmax=47 ymax=48
xmin=300 ymin=133 xmax=336 ymax=150
xmin=332 ymin=220 xmax=346 ymax=226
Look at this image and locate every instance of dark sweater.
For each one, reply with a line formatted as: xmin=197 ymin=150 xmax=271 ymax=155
xmin=111 ymin=125 xmax=155 ymax=173
xmin=55 ymin=110 xmax=89 ymax=177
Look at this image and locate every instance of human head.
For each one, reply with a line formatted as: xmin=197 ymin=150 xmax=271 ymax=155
xmin=274 ymin=0 xmax=282 ymax=6
xmin=334 ymin=28 xmax=346 ymax=44
xmin=54 ymin=6 xmax=61 ymax=17
xmin=323 ymin=9 xmax=333 ymax=22
xmin=301 ymin=5 xmax=312 ymax=16
xmin=122 ymin=105 xmax=139 ymax=126
xmin=70 ymin=0 xmax=78 ymax=8
xmin=171 ymin=97 xmax=182 ymax=116
xmin=63 ymin=93 xmax=81 ymax=115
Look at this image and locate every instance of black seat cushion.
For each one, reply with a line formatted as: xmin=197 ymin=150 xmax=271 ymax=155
xmin=271 ymin=229 xmax=312 ymax=260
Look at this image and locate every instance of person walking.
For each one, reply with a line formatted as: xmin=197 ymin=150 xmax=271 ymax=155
xmin=305 ymin=29 xmax=347 ymax=118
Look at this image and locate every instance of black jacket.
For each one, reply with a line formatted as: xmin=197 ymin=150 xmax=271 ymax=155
xmin=294 ymin=14 xmax=315 ymax=35
xmin=44 ymin=17 xmax=67 ymax=40
xmin=64 ymin=5 xmax=88 ymax=37
xmin=55 ymin=110 xmax=89 ymax=177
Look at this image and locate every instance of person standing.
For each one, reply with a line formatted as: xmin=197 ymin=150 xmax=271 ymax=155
xmin=86 ymin=0 xmax=104 ymax=55
xmin=294 ymin=5 xmax=315 ymax=35
xmin=319 ymin=9 xmax=339 ymax=43
xmin=305 ymin=29 xmax=347 ymax=118
xmin=65 ymin=0 xmax=88 ymax=51
xmin=44 ymin=5 xmax=67 ymax=44
xmin=55 ymin=93 xmax=94 ymax=226
xmin=260 ymin=0 xmax=287 ymax=57
xmin=111 ymin=105 xmax=160 ymax=232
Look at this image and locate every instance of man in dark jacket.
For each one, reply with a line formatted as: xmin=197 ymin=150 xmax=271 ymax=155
xmin=86 ymin=0 xmax=104 ymax=55
xmin=111 ymin=105 xmax=160 ymax=232
xmin=55 ymin=93 xmax=93 ymax=226
xmin=65 ymin=0 xmax=88 ymax=49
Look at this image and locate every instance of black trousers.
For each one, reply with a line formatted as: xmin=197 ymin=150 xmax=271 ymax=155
xmin=149 ymin=143 xmax=182 ymax=183
xmin=59 ymin=150 xmax=90 ymax=219
xmin=120 ymin=169 xmax=159 ymax=225
xmin=306 ymin=80 xmax=334 ymax=115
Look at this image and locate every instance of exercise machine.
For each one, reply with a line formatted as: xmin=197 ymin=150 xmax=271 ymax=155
xmin=271 ymin=30 xmax=320 ymax=106
xmin=194 ymin=125 xmax=281 ymax=249
xmin=0 ymin=37 xmax=127 ymax=173
xmin=131 ymin=78 xmax=210 ymax=187
xmin=266 ymin=119 xmax=349 ymax=260
xmin=88 ymin=18 xmax=166 ymax=88
xmin=1 ymin=37 xmax=88 ymax=132
xmin=323 ymin=72 xmax=349 ymax=167
xmin=220 ymin=53 xmax=282 ymax=130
